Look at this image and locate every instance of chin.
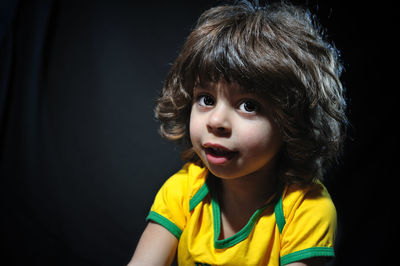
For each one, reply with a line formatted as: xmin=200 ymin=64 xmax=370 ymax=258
xmin=204 ymin=163 xmax=244 ymax=180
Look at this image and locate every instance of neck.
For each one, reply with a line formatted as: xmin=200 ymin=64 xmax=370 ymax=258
xmin=217 ymin=164 xmax=278 ymax=212
xmin=212 ymin=165 xmax=279 ymax=239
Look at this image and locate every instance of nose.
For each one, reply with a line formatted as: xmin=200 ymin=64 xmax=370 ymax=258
xmin=206 ymin=103 xmax=232 ymax=137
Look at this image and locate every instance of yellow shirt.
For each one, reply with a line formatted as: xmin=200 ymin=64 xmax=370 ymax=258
xmin=147 ymin=163 xmax=336 ymax=265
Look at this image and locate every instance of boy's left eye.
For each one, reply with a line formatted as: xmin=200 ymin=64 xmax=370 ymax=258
xmin=239 ymin=100 xmax=259 ymax=113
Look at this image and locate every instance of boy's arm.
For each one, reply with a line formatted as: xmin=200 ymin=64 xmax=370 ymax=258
xmin=286 ymin=257 xmax=326 ymax=266
xmin=127 ymin=221 xmax=178 ymax=266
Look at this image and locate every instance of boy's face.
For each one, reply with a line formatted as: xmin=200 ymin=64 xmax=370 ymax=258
xmin=190 ymin=81 xmax=282 ymax=180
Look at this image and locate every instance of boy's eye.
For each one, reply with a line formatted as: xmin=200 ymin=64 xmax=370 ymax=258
xmin=239 ymin=100 xmax=259 ymax=113
xmin=198 ymin=95 xmax=215 ymax=106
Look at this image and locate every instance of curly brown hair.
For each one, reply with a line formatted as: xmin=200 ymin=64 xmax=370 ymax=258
xmin=155 ymin=1 xmax=347 ymax=185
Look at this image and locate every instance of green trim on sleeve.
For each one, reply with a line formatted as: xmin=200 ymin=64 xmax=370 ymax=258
xmin=189 ymin=182 xmax=209 ymax=212
xmin=274 ymin=195 xmax=285 ymax=233
xmin=146 ymin=211 xmax=183 ymax=239
xmin=280 ymin=247 xmax=335 ymax=265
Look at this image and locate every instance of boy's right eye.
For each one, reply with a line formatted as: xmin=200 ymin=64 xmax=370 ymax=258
xmin=197 ymin=95 xmax=215 ymax=107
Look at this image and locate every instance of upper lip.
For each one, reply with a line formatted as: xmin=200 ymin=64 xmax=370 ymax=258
xmin=203 ymin=142 xmax=235 ymax=153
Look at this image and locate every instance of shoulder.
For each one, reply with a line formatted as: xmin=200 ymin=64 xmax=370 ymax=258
xmin=151 ymin=162 xmax=208 ymax=214
xmin=147 ymin=163 xmax=208 ymax=237
xmin=281 ymin=181 xmax=336 ymax=224
xmin=160 ymin=162 xmax=207 ymax=197
xmin=276 ymin=181 xmax=337 ymax=265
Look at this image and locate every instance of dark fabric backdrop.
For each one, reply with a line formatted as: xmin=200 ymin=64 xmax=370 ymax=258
xmin=0 ymin=0 xmax=396 ymax=265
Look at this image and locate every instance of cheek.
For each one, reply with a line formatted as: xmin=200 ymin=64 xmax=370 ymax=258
xmin=238 ymin=119 xmax=281 ymax=157
xmin=189 ymin=109 xmax=202 ymax=146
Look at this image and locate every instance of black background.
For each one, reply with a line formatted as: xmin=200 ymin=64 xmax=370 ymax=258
xmin=0 ymin=0 xmax=397 ymax=265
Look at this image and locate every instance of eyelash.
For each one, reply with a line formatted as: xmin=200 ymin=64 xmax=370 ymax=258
xmin=195 ymin=94 xmax=261 ymax=114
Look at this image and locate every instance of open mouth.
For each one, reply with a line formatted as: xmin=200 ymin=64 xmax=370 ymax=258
xmin=203 ymin=143 xmax=238 ymax=164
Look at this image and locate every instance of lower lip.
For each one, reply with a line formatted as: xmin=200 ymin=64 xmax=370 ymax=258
xmin=205 ymin=150 xmax=237 ymax=165
xmin=206 ymin=153 xmax=229 ymax=165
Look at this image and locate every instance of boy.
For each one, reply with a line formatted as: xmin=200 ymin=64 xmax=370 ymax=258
xmin=129 ymin=1 xmax=346 ymax=265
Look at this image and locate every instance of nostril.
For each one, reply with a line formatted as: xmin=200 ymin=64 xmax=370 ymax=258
xmin=207 ymin=125 xmax=226 ymax=132
xmin=206 ymin=125 xmax=231 ymax=138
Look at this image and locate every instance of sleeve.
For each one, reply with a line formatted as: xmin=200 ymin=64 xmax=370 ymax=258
xmin=146 ymin=165 xmax=190 ymax=240
xmin=279 ymin=183 xmax=337 ymax=265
